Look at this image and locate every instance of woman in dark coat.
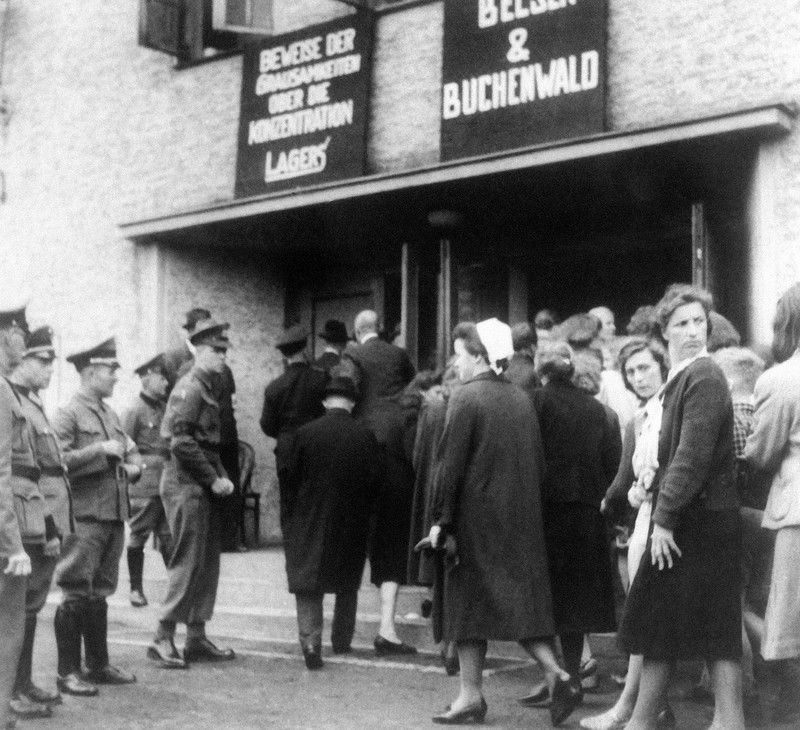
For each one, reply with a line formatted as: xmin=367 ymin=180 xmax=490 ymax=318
xmin=427 ymin=321 xmax=578 ymax=726
xmin=619 ymin=284 xmax=744 ymax=730
xmin=531 ymin=341 xmax=620 ymax=694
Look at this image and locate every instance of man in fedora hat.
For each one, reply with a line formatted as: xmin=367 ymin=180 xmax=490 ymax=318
xmin=121 ymin=353 xmax=172 ymax=608
xmin=283 ymin=376 xmax=381 ymax=669
xmin=148 ymin=319 xmax=235 ymax=669
xmin=314 ymin=319 xmax=349 ymax=374
xmin=260 ymin=325 xmax=328 ymax=534
xmin=0 ymin=299 xmax=34 ymax=729
xmin=8 ymin=326 xmax=70 ymax=718
xmin=53 ymin=336 xmax=141 ymax=695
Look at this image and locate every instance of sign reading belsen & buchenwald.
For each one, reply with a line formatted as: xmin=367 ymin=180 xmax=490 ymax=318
xmin=441 ymin=0 xmax=607 ymax=161
xmin=235 ymin=13 xmax=373 ymax=197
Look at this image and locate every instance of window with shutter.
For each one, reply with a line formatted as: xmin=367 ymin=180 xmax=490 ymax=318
xmin=138 ymin=0 xmax=186 ymax=56
xmin=212 ymin=0 xmax=273 ymax=35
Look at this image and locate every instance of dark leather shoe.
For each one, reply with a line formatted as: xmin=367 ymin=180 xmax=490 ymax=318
xmin=19 ymin=681 xmax=61 ymax=705
xmin=147 ymin=638 xmax=189 ymax=669
xmin=550 ymin=676 xmax=583 ymax=726
xmin=9 ymin=694 xmax=52 ymax=719
xmin=183 ymin=637 xmax=235 ymax=662
xmin=56 ymin=672 xmax=98 ymax=697
xmin=432 ymin=698 xmax=487 ymax=724
xmin=374 ymin=635 xmax=417 ymax=656
xmin=518 ymin=684 xmax=550 ymax=707
xmin=84 ymin=664 xmax=136 ymax=685
xmin=303 ymin=646 xmax=324 ymax=670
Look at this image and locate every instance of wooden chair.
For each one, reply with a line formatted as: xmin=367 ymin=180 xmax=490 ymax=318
xmin=237 ymin=440 xmax=260 ymax=546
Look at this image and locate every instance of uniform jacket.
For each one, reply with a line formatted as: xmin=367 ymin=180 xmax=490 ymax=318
xmin=283 ymin=408 xmax=381 ymax=594
xmin=160 ymin=367 xmax=226 ymax=497
xmin=4 ymin=380 xmax=51 ymax=544
xmin=433 ymin=371 xmax=554 ymax=641
xmin=340 ymin=337 xmax=415 ymax=444
xmin=260 ymin=362 xmax=327 ymax=472
xmin=0 ymin=378 xmax=25 ymax=556
xmin=652 ymin=357 xmax=736 ymax=531
xmin=16 ymin=385 xmax=72 ymax=537
xmin=532 ymin=379 xmax=621 ymax=508
xmin=745 ymin=351 xmax=800 ymax=529
xmin=122 ymin=392 xmax=169 ymax=499
xmin=53 ymin=389 xmax=137 ymax=522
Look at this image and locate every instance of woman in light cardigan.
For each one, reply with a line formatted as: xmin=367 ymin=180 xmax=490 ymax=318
xmin=745 ymin=282 xmax=800 ymax=723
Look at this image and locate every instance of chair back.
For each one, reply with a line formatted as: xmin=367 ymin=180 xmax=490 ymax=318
xmin=238 ymin=440 xmax=256 ymax=494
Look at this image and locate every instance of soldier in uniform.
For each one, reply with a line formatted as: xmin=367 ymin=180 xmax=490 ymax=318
xmin=53 ymin=337 xmax=140 ymax=695
xmin=314 ymin=319 xmax=349 ymax=374
xmin=0 ymin=301 xmax=33 ymax=730
xmin=147 ymin=319 xmax=235 ymax=669
xmin=122 ymin=354 xmax=172 ymax=608
xmin=259 ymin=325 xmax=328 ymax=536
xmin=8 ymin=327 xmax=69 ymax=718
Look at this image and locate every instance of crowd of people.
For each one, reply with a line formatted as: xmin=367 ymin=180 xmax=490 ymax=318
xmin=1 ymin=281 xmax=800 ymax=729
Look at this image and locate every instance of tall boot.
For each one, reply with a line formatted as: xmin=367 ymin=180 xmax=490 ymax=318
xmin=13 ymin=614 xmax=60 ymax=704
xmin=126 ymin=548 xmax=147 ymax=607
xmin=82 ymin=599 xmax=135 ymax=685
xmin=774 ymin=658 xmax=800 ymax=724
xmin=54 ymin=603 xmax=97 ymax=697
xmin=9 ymin=614 xmax=51 ymax=718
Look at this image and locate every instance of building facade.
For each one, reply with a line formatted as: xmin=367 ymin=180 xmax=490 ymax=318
xmin=1 ymin=0 xmax=798 ymax=540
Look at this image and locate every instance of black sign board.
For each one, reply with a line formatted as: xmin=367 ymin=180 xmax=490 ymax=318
xmin=235 ymin=13 xmax=373 ymax=197
xmin=441 ymin=0 xmax=606 ymax=161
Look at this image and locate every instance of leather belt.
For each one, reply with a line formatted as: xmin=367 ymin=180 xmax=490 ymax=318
xmin=11 ymin=464 xmax=41 ymax=482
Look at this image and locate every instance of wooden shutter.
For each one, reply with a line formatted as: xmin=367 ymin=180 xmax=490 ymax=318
xmin=139 ymin=0 xmax=186 ymax=56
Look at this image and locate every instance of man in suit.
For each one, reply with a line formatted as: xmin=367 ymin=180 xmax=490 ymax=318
xmin=283 ymin=376 xmax=381 ymax=669
xmin=148 ymin=319 xmax=236 ymax=669
xmin=53 ymin=337 xmax=141 ymax=695
xmin=0 ymin=301 xmax=33 ymax=729
xmin=122 ymin=354 xmax=172 ymax=608
xmin=314 ymin=319 xmax=349 ymax=374
xmin=260 ymin=325 xmax=328 ymax=535
xmin=340 ymin=310 xmax=416 ymax=655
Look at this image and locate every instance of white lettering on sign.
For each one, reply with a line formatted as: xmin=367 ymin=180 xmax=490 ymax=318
xmin=248 ymin=101 xmax=354 ymax=144
xmin=479 ymin=0 xmax=577 ymax=27
xmin=442 ymin=50 xmax=598 ymax=119
xmin=255 ymin=54 xmax=361 ymax=96
xmin=260 ymin=37 xmax=323 ymax=72
xmin=264 ymin=137 xmax=331 ymax=182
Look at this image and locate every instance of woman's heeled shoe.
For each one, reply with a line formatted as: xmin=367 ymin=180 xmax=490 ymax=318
xmin=550 ymin=676 xmax=583 ymax=726
xmin=432 ymin=698 xmax=487 ymax=725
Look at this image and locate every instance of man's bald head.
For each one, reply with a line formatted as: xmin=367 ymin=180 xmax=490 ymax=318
xmin=354 ymin=310 xmax=379 ymax=340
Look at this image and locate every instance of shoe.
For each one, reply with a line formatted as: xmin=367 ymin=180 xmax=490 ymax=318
xmin=656 ymin=705 xmax=676 ymax=729
xmin=183 ymin=637 xmax=235 ymax=662
xmin=129 ymin=589 xmax=148 ymax=608
xmin=374 ymin=635 xmax=417 ymax=656
xmin=580 ymin=657 xmax=599 ymax=690
xmin=9 ymin=694 xmax=52 ymax=719
xmin=550 ymin=676 xmax=583 ymax=726
xmin=83 ymin=664 xmax=136 ymax=685
xmin=518 ymin=684 xmax=550 ymax=707
xmin=432 ymin=698 xmax=487 ymax=724
xmin=147 ymin=638 xmax=189 ymax=669
xmin=421 ymin=599 xmax=433 ymax=619
xmin=303 ymin=646 xmax=324 ymax=671
xmin=579 ymin=708 xmax=631 ymax=730
xmin=19 ymin=681 xmax=61 ymax=705
xmin=56 ymin=672 xmax=98 ymax=697
xmin=610 ymin=671 xmax=627 ymax=687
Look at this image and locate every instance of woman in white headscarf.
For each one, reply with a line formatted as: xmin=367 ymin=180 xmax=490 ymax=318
xmin=428 ymin=320 xmax=578 ymax=726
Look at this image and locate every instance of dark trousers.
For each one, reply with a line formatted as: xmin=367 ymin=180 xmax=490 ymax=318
xmin=295 ymin=590 xmax=358 ymax=651
xmin=216 ymin=442 xmax=242 ymax=551
xmin=55 ymin=520 xmax=124 ymax=601
xmin=0 ymin=561 xmax=26 ymax=726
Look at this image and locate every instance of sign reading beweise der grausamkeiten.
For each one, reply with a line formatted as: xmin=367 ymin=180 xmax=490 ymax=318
xmin=235 ymin=13 xmax=373 ymax=198
xmin=441 ymin=0 xmax=606 ymax=161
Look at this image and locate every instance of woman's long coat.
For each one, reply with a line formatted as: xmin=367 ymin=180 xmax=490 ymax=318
xmin=434 ymin=371 xmax=554 ymax=642
xmin=283 ymin=408 xmax=381 ymax=595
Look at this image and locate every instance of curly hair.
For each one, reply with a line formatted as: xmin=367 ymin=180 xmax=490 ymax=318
xmin=654 ymin=284 xmax=714 ymax=341
xmin=771 ymin=283 xmax=800 ymax=363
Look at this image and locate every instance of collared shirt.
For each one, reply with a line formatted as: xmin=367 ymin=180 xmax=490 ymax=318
xmin=360 ymin=332 xmax=379 ymax=343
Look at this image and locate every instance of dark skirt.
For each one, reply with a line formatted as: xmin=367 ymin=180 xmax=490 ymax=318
xmin=543 ymin=502 xmax=617 ymax=634
xmin=619 ymin=506 xmax=742 ymax=661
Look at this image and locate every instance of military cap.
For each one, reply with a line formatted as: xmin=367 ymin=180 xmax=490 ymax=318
xmin=182 ymin=307 xmax=212 ymax=331
xmin=66 ymin=337 xmax=119 ymax=371
xmin=134 ymin=352 xmax=167 ymax=377
xmin=189 ymin=318 xmax=231 ymax=349
xmin=318 ymin=319 xmax=349 ymax=344
xmin=276 ymin=325 xmax=308 ymax=356
xmin=24 ymin=326 xmax=56 ymax=359
xmin=0 ymin=296 xmax=29 ymax=333
xmin=324 ymin=376 xmax=358 ymax=401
